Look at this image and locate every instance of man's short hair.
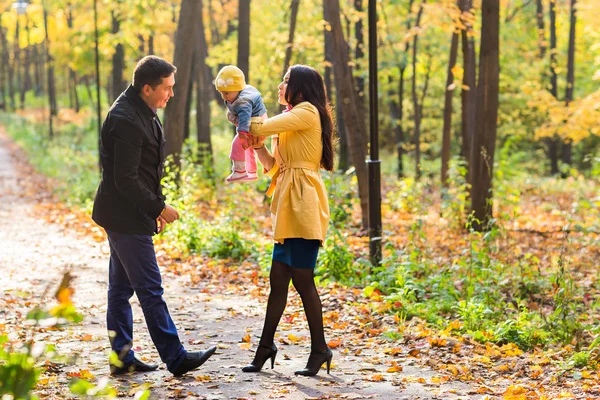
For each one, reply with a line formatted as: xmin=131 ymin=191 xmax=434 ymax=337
xmin=132 ymin=56 xmax=177 ymax=91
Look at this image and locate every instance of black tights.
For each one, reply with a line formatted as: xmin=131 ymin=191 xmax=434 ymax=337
xmin=258 ymin=260 xmax=327 ymax=352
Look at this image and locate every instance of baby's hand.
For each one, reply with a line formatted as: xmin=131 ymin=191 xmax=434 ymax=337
xmin=239 ymin=131 xmax=250 ymax=150
xmin=226 ymin=110 xmax=239 ymax=127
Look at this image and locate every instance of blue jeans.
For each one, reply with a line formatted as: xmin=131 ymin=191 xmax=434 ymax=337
xmin=105 ymin=229 xmax=186 ymax=373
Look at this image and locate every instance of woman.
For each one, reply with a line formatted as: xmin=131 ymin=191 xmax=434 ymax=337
xmin=242 ymin=65 xmax=335 ymax=376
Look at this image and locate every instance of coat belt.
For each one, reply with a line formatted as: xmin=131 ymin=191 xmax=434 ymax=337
xmin=265 ymin=161 xmax=319 ymax=198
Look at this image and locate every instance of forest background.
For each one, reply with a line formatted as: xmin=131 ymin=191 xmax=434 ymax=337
xmin=0 ymin=0 xmax=599 ymax=398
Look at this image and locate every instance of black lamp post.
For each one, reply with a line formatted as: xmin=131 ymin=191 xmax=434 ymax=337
xmin=367 ymin=0 xmax=382 ymax=266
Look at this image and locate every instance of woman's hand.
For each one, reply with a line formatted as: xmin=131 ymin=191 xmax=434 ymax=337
xmin=248 ymin=134 xmax=266 ymax=149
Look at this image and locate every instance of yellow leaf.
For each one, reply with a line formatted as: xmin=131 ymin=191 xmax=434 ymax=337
xmin=451 ymin=64 xmax=464 ymax=79
xmin=36 ymin=378 xmax=49 ymax=386
xmin=56 ymin=288 xmax=73 ymax=306
xmin=504 ymin=384 xmax=527 ymax=395
xmin=54 ymin=272 xmax=75 ymax=303
xmin=368 ymin=374 xmax=385 ymax=382
xmin=383 ymin=348 xmax=403 ymax=356
xmin=386 ymin=361 xmax=403 ymax=373
xmin=581 ymin=370 xmax=592 ymax=379
xmin=328 ymin=339 xmax=342 ymax=349
xmin=428 ymin=337 xmax=447 ymax=347
xmin=529 ymin=364 xmax=543 ymax=378
xmin=239 ymin=342 xmax=251 ymax=350
xmin=241 ymin=334 xmax=251 ymax=343
xmin=408 ymin=349 xmax=420 ymax=358
xmin=430 ymin=376 xmax=449 ymax=385
xmin=445 ymin=364 xmax=459 ymax=376
xmin=287 ymin=334 xmax=303 ymax=344
xmin=404 ymin=376 xmax=426 ymax=383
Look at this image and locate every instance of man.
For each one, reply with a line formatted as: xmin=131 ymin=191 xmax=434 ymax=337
xmin=92 ymin=56 xmax=216 ymax=376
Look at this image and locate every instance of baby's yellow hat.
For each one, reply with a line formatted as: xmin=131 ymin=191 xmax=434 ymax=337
xmin=215 ymin=65 xmax=246 ymax=92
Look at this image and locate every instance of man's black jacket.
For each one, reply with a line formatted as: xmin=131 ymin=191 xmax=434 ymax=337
xmin=92 ymin=85 xmax=166 ymax=235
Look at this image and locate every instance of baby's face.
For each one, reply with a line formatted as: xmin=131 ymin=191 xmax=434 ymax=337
xmin=220 ymin=91 xmax=240 ymax=103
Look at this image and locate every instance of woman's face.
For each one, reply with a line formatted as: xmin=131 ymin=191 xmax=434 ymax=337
xmin=278 ymin=71 xmax=290 ymax=105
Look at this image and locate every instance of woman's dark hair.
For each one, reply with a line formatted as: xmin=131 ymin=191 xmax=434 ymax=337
xmin=285 ymin=65 xmax=335 ymax=171
xmin=132 ymin=56 xmax=177 ymax=91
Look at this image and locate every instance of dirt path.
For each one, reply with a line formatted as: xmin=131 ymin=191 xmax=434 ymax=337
xmin=0 ymin=128 xmax=483 ymax=399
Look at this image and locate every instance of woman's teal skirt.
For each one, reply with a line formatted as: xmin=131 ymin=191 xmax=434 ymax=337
xmin=273 ymin=238 xmax=320 ymax=269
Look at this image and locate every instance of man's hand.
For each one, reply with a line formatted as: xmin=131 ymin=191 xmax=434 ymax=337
xmin=156 ymin=215 xmax=166 ymax=233
xmin=161 ymin=204 xmax=180 ymax=223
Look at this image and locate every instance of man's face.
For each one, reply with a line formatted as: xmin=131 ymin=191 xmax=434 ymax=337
xmin=143 ymin=74 xmax=175 ymax=109
xmin=220 ymin=91 xmax=240 ymax=103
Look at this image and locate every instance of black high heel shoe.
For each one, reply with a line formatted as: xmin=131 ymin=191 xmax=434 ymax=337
xmin=242 ymin=344 xmax=278 ymax=372
xmin=294 ymin=347 xmax=333 ymax=376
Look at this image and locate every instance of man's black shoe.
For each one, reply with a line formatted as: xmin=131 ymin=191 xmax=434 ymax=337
xmin=172 ymin=346 xmax=217 ymax=377
xmin=110 ymin=357 xmax=159 ymax=376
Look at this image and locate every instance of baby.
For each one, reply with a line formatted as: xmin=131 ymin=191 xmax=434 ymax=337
xmin=215 ymin=65 xmax=267 ymax=182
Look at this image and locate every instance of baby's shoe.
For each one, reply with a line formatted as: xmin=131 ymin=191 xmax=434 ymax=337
xmin=244 ymin=172 xmax=258 ymax=181
xmin=226 ymin=170 xmax=248 ymax=182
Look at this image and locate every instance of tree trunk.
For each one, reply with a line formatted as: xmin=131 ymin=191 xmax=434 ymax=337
xmin=563 ymin=0 xmax=576 ymax=166
xmin=281 ymin=0 xmax=300 ymax=112
xmin=388 ymin=76 xmax=403 ymax=178
xmin=411 ymin=1 xmax=425 ymax=179
xmin=14 ymin=18 xmax=22 ymax=109
xmin=195 ymin=0 xmax=213 ymax=168
xmin=111 ymin=11 xmax=126 ymax=102
xmin=21 ymin=15 xmax=32 ymax=106
xmin=441 ymin=29 xmax=460 ymax=187
xmin=163 ymin=0 xmax=200 ymax=164
xmin=43 ymin=6 xmax=55 ymax=137
xmin=43 ymin=9 xmax=57 ymax=117
xmin=67 ymin=5 xmax=79 ymax=112
xmin=461 ymin=0 xmax=476 ymax=182
xmin=325 ymin=0 xmax=369 ymax=230
xmin=5 ymin=18 xmax=15 ymax=110
xmin=470 ymin=0 xmax=500 ymax=231
xmin=148 ymin=35 xmax=154 ymax=54
xmin=354 ymin=0 xmax=365 ymax=107
xmin=535 ymin=0 xmax=546 ymax=58
xmin=396 ymin=70 xmax=407 ymax=178
xmin=184 ymin=61 xmax=194 ymax=141
xmin=0 ymin=17 xmax=7 ymax=110
xmin=323 ymin=2 xmax=333 ymax=101
xmin=336 ymin=96 xmax=349 ymax=171
xmin=283 ymin=0 xmax=300 ymax=75
xmin=208 ymin=0 xmax=221 ymax=44
xmin=85 ymin=75 xmax=93 ymax=106
xmin=138 ymin=34 xmax=145 ymax=57
xmin=33 ymin=44 xmax=43 ymax=95
xmin=547 ymin=0 xmax=559 ymax=175
xmin=394 ymin=0 xmax=414 ymax=179
xmin=237 ymin=0 xmax=251 ymax=81
xmin=323 ymin=1 xmax=348 ymax=171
